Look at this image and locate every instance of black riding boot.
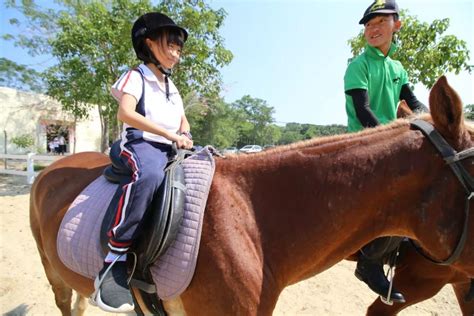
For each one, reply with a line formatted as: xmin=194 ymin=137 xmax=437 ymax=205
xmin=355 ymin=237 xmax=406 ymax=303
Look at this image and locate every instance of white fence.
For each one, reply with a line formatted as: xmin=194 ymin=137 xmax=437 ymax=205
xmin=0 ymin=153 xmax=62 ymax=184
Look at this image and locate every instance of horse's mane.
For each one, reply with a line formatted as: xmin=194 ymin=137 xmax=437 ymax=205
xmin=220 ymin=112 xmax=473 ymax=162
xmin=223 ymin=117 xmax=414 ymax=161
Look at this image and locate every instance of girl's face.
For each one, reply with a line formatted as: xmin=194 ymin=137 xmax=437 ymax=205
xmin=146 ymin=32 xmax=183 ymax=70
xmin=364 ymin=15 xmax=401 ymax=54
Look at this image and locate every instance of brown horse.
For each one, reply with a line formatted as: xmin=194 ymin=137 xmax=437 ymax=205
xmin=30 ymin=76 xmax=473 ymax=315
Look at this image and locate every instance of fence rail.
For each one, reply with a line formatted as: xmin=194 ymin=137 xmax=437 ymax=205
xmin=0 ymin=153 xmax=62 ymax=184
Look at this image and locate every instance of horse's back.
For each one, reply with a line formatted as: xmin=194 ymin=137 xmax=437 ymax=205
xmin=30 ymin=151 xmax=110 ymax=296
xmin=31 ymin=151 xmax=110 ymax=223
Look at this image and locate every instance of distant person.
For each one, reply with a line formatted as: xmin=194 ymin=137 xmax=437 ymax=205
xmin=53 ymin=137 xmax=60 ymax=155
xmin=343 ymin=0 xmax=427 ymax=304
xmin=58 ymin=135 xmax=66 ymax=155
xmin=48 ymin=140 xmax=55 ymax=154
xmin=90 ymin=12 xmax=193 ymax=313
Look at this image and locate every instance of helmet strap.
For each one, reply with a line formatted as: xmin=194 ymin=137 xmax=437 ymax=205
xmin=146 ymin=45 xmax=172 ymax=101
xmin=156 ymin=64 xmax=171 ymax=101
xmin=150 ymin=60 xmax=171 ymax=101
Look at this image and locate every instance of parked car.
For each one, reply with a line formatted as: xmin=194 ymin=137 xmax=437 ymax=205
xmin=239 ymin=145 xmax=262 ymax=154
xmin=222 ymin=146 xmax=238 ymax=154
xmin=263 ymin=144 xmax=275 ymax=150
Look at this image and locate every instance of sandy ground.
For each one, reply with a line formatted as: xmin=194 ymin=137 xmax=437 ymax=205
xmin=0 ymin=174 xmax=461 ymax=315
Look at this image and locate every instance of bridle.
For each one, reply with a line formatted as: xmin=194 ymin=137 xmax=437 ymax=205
xmin=410 ymin=119 xmax=474 ymax=265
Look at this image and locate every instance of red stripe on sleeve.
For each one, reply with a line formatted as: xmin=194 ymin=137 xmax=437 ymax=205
xmin=118 ymin=71 xmax=133 ymax=92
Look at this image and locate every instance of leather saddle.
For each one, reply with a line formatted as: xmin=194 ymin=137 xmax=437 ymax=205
xmin=100 ymin=140 xmax=188 ymax=315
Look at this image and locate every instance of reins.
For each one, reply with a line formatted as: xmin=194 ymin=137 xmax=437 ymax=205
xmin=410 ymin=119 xmax=474 ymax=265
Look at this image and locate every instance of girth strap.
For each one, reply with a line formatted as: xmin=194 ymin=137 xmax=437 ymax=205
xmin=130 ymin=278 xmax=156 ymax=294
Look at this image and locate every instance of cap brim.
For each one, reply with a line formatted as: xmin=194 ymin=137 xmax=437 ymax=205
xmin=359 ymin=10 xmax=398 ymax=25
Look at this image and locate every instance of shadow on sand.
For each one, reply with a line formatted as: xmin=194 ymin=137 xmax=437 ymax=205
xmin=0 ymin=175 xmax=31 ymax=197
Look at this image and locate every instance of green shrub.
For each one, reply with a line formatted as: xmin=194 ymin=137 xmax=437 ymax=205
xmin=22 ymin=164 xmax=47 ymax=171
xmin=11 ymin=134 xmax=34 ymax=149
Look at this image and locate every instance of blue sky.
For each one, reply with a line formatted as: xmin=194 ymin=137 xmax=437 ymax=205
xmin=1 ymin=0 xmax=473 ymax=126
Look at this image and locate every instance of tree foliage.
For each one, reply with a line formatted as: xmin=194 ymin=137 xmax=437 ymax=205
xmin=0 ymin=58 xmax=45 ymax=92
xmin=185 ymin=94 xmax=347 ymax=148
xmin=11 ymin=133 xmax=34 ymax=149
xmin=187 ymin=97 xmax=241 ymax=148
xmin=347 ymin=10 xmax=472 ymax=88
xmin=278 ymin=123 xmax=346 ymax=145
xmin=230 ymin=95 xmax=277 ymax=147
xmin=465 ymin=104 xmax=474 ymax=121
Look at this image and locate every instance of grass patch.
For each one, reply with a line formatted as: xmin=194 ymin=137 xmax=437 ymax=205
xmin=22 ymin=164 xmax=48 ymax=171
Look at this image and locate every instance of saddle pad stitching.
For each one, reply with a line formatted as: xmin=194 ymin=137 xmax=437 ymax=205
xmin=152 ymin=151 xmax=214 ymax=298
xmin=56 ymin=148 xmax=215 ymax=299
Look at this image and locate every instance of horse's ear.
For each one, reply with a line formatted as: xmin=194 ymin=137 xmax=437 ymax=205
xmin=429 ymin=76 xmax=465 ymax=141
xmin=397 ymin=99 xmax=413 ymax=119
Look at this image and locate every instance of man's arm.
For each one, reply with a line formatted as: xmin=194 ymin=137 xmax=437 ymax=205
xmin=400 ymin=84 xmax=429 ymax=113
xmin=346 ymin=88 xmax=379 ymax=128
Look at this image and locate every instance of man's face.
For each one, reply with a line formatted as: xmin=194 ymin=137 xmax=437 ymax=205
xmin=364 ymin=15 xmax=401 ymax=50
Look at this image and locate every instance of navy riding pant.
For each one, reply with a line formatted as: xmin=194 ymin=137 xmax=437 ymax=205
xmin=107 ymin=137 xmax=170 ymax=254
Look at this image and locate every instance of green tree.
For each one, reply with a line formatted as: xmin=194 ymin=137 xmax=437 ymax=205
xmin=11 ymin=134 xmax=34 ymax=151
xmin=279 ymin=123 xmax=303 ymax=145
xmin=465 ymin=104 xmax=474 ymax=121
xmin=3 ymin=0 xmax=233 ymax=151
xmin=188 ymin=98 xmax=241 ymax=148
xmin=347 ymin=10 xmax=472 ymax=88
xmin=0 ymin=58 xmax=45 ymax=92
xmin=261 ymin=124 xmax=281 ymax=146
xmin=279 ymin=130 xmax=302 ymax=145
xmin=231 ymin=95 xmax=275 ymax=146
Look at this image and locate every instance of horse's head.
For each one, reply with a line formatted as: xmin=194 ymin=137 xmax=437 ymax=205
xmin=419 ymin=76 xmax=474 ymax=276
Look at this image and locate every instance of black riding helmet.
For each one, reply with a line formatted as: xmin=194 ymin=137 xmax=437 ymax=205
xmin=131 ymin=12 xmax=188 ymax=67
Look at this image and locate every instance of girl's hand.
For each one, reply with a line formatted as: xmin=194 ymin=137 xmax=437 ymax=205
xmin=175 ymin=134 xmax=193 ymax=149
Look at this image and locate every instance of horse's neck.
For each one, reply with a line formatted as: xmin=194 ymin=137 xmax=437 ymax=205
xmin=223 ymin=124 xmax=436 ymax=285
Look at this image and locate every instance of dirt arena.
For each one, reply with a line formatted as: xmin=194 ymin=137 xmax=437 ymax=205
xmin=0 ymin=174 xmax=461 ymax=315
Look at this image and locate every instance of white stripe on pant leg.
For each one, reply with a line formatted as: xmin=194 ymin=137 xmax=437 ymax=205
xmin=108 ymin=243 xmax=129 ymax=253
xmin=112 ymin=181 xmax=133 ymax=236
xmin=111 ymin=145 xmax=140 ymax=236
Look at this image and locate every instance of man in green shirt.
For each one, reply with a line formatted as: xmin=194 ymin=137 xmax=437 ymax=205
xmin=343 ymin=0 xmax=427 ymax=304
xmin=345 ymin=43 xmax=409 ymax=132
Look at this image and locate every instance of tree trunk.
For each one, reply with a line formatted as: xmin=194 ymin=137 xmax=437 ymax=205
xmin=101 ymin=117 xmax=109 ymax=153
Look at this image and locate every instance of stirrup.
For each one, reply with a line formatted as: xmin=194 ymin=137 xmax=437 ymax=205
xmin=380 ymin=264 xmax=395 ymax=306
xmin=89 ymin=253 xmax=138 ymax=308
xmin=90 ymin=255 xmax=122 ymax=307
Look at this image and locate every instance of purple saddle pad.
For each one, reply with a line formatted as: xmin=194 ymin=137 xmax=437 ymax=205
xmin=57 ymin=147 xmax=215 ymax=299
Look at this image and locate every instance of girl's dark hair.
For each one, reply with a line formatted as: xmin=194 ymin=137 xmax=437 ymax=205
xmin=149 ymin=27 xmax=185 ymax=48
xmin=137 ymin=27 xmax=185 ymax=65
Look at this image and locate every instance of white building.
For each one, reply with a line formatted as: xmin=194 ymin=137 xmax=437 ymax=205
xmin=0 ymin=87 xmax=102 ymax=154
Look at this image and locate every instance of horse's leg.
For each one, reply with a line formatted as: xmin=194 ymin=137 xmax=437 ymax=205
xmin=72 ymin=293 xmax=87 ymax=316
xmin=163 ymin=298 xmax=186 ymax=315
xmin=36 ymin=246 xmax=74 ymax=316
xmin=452 ymin=282 xmax=474 ymax=316
xmin=30 ymin=202 xmax=74 ymax=316
xmin=366 ymin=272 xmax=447 ymax=316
